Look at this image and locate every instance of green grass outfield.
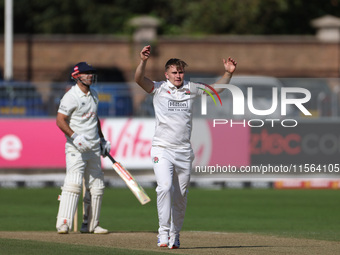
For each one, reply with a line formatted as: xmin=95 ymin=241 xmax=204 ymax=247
xmin=0 ymin=187 xmax=339 ymax=254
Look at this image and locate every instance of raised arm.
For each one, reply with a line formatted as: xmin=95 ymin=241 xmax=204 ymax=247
xmin=134 ymin=45 xmax=154 ymax=93
xmin=210 ymin=57 xmax=237 ymax=93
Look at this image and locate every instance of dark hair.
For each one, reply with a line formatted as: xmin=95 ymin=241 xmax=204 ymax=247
xmin=165 ymin=58 xmax=188 ymax=71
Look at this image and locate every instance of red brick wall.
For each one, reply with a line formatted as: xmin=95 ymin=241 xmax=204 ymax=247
xmin=0 ymin=35 xmax=339 ymax=82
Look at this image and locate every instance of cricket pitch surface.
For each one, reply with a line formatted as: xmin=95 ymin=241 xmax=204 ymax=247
xmin=1 ymin=231 xmax=339 ymax=255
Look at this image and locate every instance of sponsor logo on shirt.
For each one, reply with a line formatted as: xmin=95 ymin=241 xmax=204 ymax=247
xmin=168 ymin=100 xmax=189 ymax=112
xmin=168 ymin=101 xmax=188 ymax=108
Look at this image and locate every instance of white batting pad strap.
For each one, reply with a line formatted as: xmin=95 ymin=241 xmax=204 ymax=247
xmin=88 ymin=194 xmax=103 ymax=232
xmin=56 ymin=190 xmax=79 ymax=229
xmin=90 ymin=186 xmax=104 ymax=196
xmin=62 ymin=183 xmax=82 ymax=194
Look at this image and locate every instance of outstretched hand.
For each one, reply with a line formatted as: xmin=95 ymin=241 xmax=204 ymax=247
xmin=140 ymin=45 xmax=151 ymax=61
xmin=223 ymin=57 xmax=237 ymax=74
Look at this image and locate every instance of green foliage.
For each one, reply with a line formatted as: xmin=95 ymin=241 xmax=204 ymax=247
xmin=0 ymin=0 xmax=335 ymax=34
xmin=1 ymin=0 xmax=340 ymax=35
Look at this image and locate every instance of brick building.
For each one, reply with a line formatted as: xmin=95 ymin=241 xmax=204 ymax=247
xmin=0 ymin=34 xmax=339 ymax=83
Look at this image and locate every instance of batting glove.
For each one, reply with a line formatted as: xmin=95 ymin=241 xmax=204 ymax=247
xmin=72 ymin=133 xmax=91 ymax=153
xmin=100 ymin=137 xmax=111 ymax=157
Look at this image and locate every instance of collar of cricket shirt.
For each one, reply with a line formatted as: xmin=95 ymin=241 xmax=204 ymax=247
xmin=166 ymin=80 xmax=189 ymax=91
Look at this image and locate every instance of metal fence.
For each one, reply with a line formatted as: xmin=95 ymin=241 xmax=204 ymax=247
xmin=0 ymin=81 xmax=135 ymax=117
xmin=0 ymin=81 xmax=48 ymax=116
xmin=1 ymin=78 xmax=340 ymax=119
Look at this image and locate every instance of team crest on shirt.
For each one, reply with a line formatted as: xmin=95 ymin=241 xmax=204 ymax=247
xmin=185 ymin=90 xmax=191 ymax=95
xmin=153 ymin=157 xmax=159 ymax=163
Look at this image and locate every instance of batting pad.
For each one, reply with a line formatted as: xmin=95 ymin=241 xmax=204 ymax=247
xmin=88 ymin=187 xmax=104 ymax=232
xmin=56 ymin=183 xmax=81 ymax=229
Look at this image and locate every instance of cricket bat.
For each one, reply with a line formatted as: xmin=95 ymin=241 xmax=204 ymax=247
xmin=106 ymin=153 xmax=151 ymax=205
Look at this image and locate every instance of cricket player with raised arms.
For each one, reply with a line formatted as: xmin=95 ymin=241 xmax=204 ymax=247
xmin=56 ymin=62 xmax=111 ymax=234
xmin=135 ymin=45 xmax=237 ymax=248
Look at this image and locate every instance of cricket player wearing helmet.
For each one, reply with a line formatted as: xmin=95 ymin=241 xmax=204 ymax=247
xmin=56 ymin=62 xmax=111 ymax=234
xmin=135 ymin=45 xmax=237 ymax=249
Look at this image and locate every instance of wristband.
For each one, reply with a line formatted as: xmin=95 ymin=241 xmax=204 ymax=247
xmin=71 ymin=133 xmax=78 ymax=140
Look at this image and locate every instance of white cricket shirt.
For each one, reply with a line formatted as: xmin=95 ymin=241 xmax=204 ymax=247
xmin=151 ymin=80 xmax=204 ymax=150
xmin=58 ymin=84 xmax=100 ymax=149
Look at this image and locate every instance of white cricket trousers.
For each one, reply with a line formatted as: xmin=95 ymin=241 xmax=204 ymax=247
xmin=56 ymin=148 xmax=105 ymax=231
xmin=151 ymin=146 xmax=194 ymax=237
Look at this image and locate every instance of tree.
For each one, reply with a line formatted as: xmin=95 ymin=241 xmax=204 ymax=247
xmin=1 ymin=0 xmax=340 ymax=35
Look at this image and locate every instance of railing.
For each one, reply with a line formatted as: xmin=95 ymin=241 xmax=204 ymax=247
xmin=0 ymin=81 xmax=135 ymax=117
xmin=1 ymin=78 xmax=340 ymax=119
xmin=0 ymin=81 xmax=48 ymax=116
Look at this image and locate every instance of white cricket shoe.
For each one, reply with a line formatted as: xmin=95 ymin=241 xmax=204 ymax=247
xmin=57 ymin=224 xmax=69 ymax=234
xmin=93 ymin=226 xmax=109 ymax=234
xmin=80 ymin=223 xmax=89 ymax=233
xmin=157 ymin=235 xmax=169 ymax=247
xmin=168 ymin=234 xmax=180 ymax=249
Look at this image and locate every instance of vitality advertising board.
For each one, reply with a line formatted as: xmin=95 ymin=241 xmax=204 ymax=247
xmin=0 ymin=118 xmax=249 ymax=169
